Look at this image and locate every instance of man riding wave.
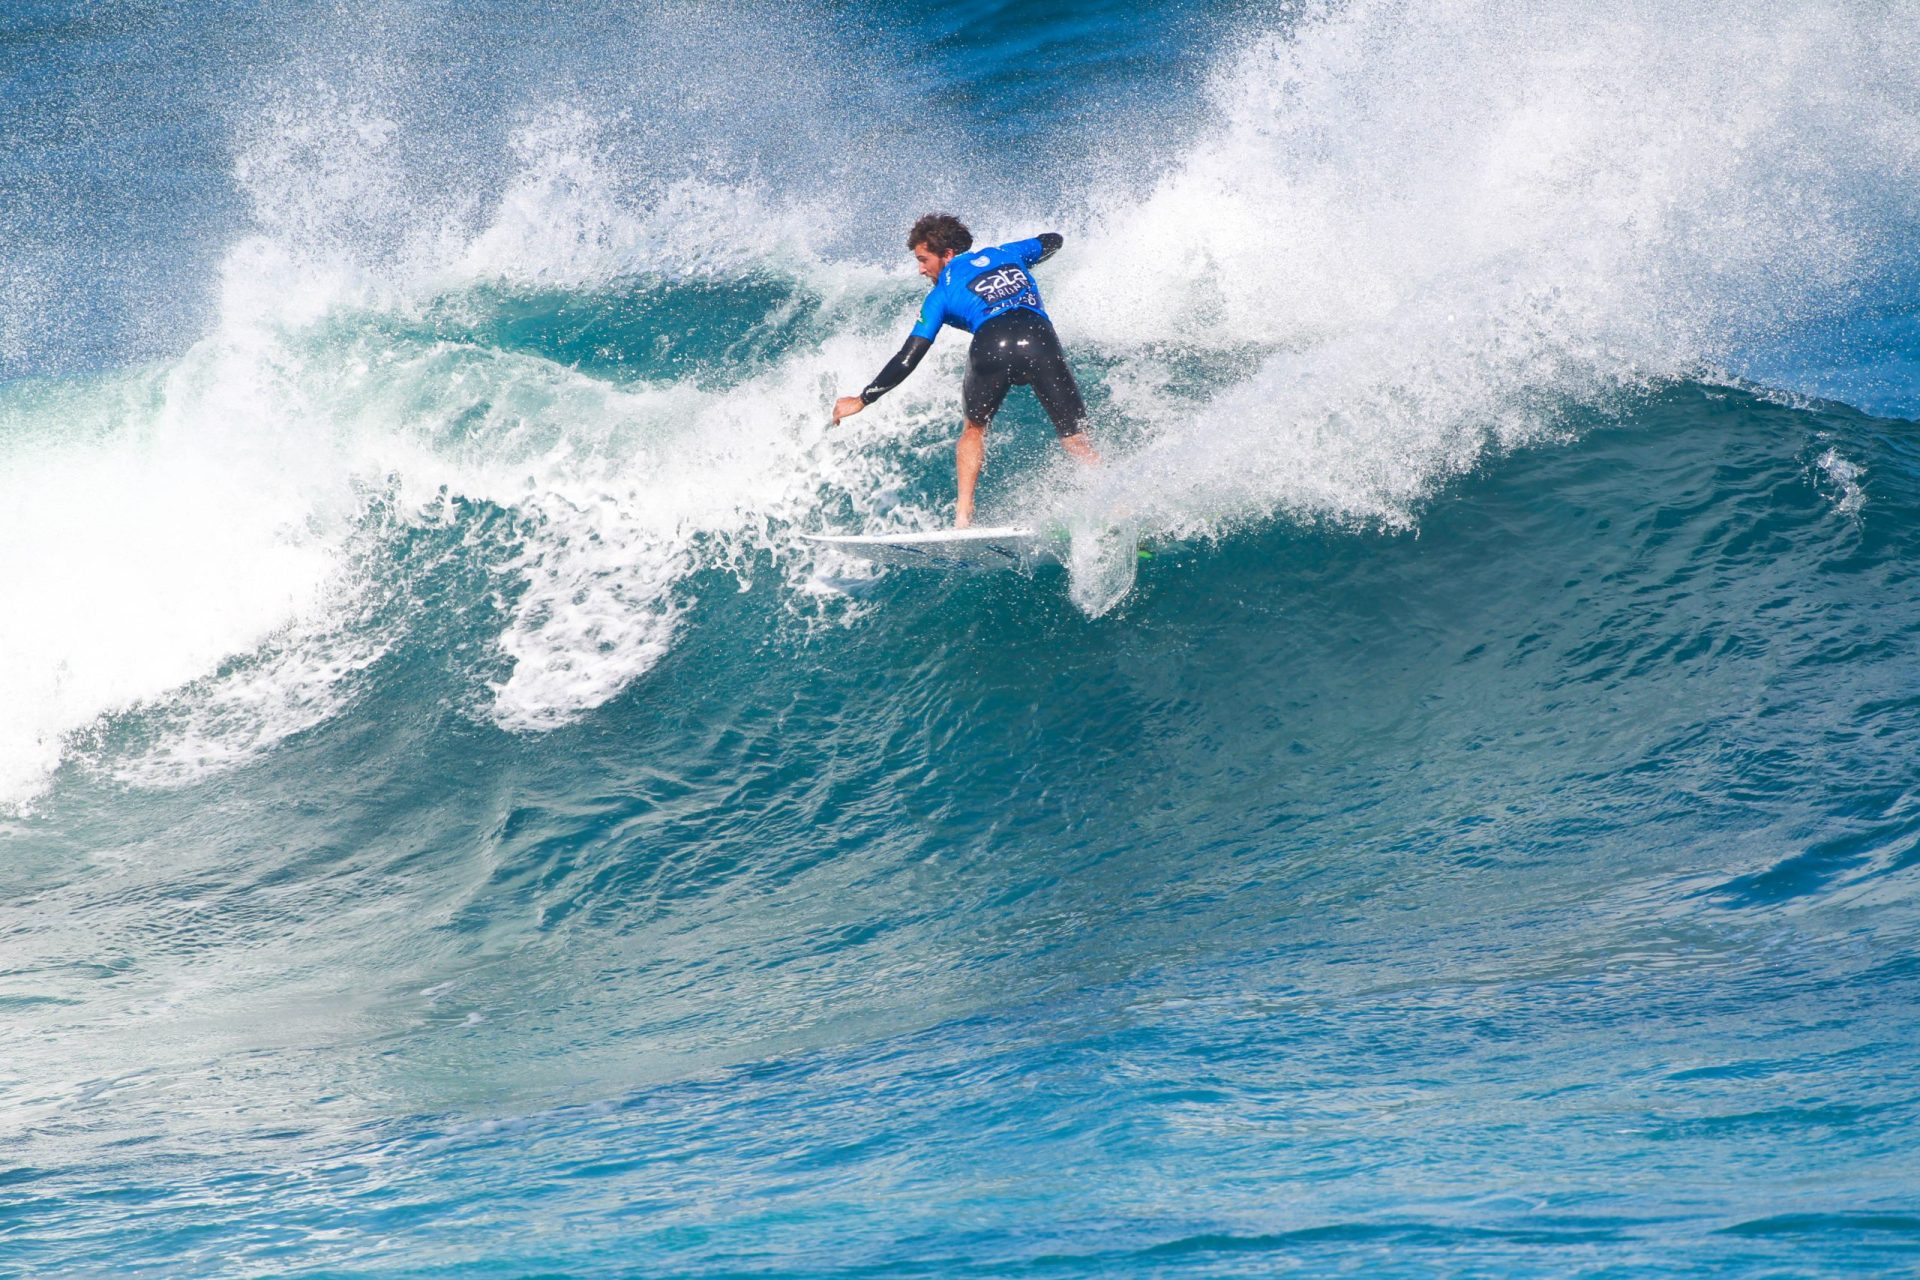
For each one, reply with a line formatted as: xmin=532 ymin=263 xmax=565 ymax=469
xmin=833 ymin=213 xmax=1098 ymax=528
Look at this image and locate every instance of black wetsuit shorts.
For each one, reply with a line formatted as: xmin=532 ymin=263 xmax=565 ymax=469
xmin=962 ymin=308 xmax=1088 ymax=437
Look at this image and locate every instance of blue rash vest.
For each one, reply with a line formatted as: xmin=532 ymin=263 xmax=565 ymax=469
xmin=855 ymin=232 xmax=1065 ymax=407
xmin=910 ymin=237 xmax=1055 ymax=341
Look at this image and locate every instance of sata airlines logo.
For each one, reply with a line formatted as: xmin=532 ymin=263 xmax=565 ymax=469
xmin=968 ymin=264 xmax=1035 ymax=305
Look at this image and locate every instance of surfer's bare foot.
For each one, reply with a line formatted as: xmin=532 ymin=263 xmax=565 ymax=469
xmin=1061 ymin=433 xmax=1099 ymax=465
xmin=955 ymin=508 xmax=973 ymax=529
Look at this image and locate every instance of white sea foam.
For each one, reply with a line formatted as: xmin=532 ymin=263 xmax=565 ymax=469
xmin=0 ymin=211 xmax=928 ymax=807
xmin=1814 ymin=446 xmax=1867 ymax=518
xmin=1045 ymin=0 xmax=1920 ymax=535
xmin=0 ymin=355 xmax=347 ymax=808
xmin=453 ymin=108 xmax=820 ymax=289
xmin=109 ymin=605 xmax=394 ymax=789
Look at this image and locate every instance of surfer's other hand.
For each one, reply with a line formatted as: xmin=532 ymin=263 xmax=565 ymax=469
xmin=832 ymin=396 xmax=865 ymax=424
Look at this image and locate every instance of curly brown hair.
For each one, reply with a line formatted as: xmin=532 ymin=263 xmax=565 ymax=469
xmin=908 ymin=212 xmax=973 ymax=256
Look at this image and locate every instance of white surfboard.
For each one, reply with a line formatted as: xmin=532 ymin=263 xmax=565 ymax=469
xmin=803 ymin=526 xmax=1057 ymax=572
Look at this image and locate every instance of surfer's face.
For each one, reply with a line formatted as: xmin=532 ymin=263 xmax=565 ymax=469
xmin=912 ymin=243 xmax=956 ymax=280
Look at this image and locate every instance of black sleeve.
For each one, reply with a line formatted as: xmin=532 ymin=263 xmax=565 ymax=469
xmin=861 ymin=334 xmax=934 ymax=405
xmin=1033 ymin=232 xmax=1064 ymax=264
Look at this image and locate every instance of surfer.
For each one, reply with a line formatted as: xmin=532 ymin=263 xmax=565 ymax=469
xmin=832 ymin=213 xmax=1098 ymax=528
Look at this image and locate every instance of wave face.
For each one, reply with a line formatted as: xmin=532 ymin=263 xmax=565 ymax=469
xmin=5 ymin=2 xmax=1920 ymax=1275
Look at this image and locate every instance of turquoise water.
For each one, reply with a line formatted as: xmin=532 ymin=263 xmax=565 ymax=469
xmin=5 ymin=2 xmax=1920 ymax=1275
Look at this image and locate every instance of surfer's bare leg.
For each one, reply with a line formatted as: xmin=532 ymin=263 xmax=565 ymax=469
xmin=955 ymin=420 xmax=988 ymax=528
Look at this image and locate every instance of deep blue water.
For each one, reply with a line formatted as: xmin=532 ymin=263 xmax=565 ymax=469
xmin=5 ymin=2 xmax=1920 ymax=1276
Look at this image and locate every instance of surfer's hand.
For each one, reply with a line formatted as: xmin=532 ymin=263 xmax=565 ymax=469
xmin=832 ymin=396 xmax=865 ymax=424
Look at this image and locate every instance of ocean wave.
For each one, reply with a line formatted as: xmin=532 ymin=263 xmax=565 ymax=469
xmin=4 ymin=0 xmax=1917 ymax=808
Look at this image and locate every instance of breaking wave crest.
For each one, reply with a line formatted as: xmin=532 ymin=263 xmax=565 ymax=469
xmin=3 ymin=0 xmax=1918 ymax=807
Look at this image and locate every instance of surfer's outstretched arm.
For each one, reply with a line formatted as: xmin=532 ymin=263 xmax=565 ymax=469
xmin=1010 ymin=232 xmax=1064 ymax=266
xmin=861 ymin=336 xmax=934 ymax=406
xmin=834 ymin=335 xmax=934 ymax=423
